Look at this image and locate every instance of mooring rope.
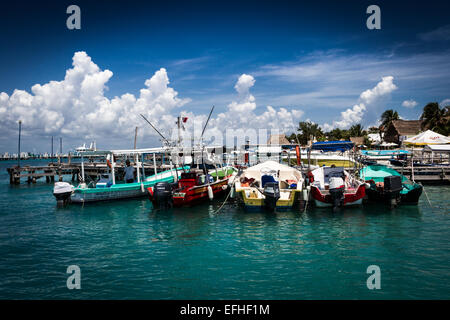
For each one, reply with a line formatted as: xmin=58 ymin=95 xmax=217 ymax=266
xmin=212 ymin=172 xmax=240 ymax=215
xmin=422 ymin=185 xmax=433 ymax=209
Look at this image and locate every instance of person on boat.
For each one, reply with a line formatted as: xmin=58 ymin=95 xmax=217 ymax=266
xmin=124 ymin=159 xmax=135 ymax=183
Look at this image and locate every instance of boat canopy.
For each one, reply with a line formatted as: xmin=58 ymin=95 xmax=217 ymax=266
xmin=79 ymin=147 xmax=167 ymax=156
xmin=360 ymin=164 xmax=406 ymax=183
xmin=242 ymin=160 xmax=302 ymax=181
xmin=361 ymin=149 xmax=411 ymax=156
xmin=311 ymin=141 xmax=354 ymax=152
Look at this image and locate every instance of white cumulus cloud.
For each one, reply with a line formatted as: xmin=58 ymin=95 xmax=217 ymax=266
xmin=401 ymin=99 xmax=418 ymax=108
xmin=0 ymin=51 xmax=190 ymax=145
xmin=322 ymin=76 xmax=397 ymax=131
xmin=212 ymin=74 xmax=304 ymax=132
xmin=0 ymin=53 xmax=304 ymax=150
xmin=440 ymin=98 xmax=450 ymax=107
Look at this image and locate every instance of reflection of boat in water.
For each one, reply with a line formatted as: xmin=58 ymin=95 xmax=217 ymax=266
xmin=148 ymin=166 xmax=237 ymax=208
xmin=234 ymin=161 xmax=304 ymax=212
xmin=360 ymin=164 xmax=423 ymax=206
xmin=309 ymin=166 xmax=365 ymax=211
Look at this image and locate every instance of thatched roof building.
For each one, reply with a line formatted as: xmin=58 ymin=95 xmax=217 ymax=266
xmin=384 ymin=120 xmax=422 ymax=144
xmin=267 ymin=134 xmax=291 ymax=145
xmin=350 ymin=137 xmax=365 ymax=146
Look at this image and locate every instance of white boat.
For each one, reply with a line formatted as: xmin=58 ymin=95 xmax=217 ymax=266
xmin=309 ymin=166 xmax=365 ymax=211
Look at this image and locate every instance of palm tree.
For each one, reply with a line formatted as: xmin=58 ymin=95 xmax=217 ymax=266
xmin=420 ymin=102 xmax=450 ymax=135
xmin=295 ymin=121 xmax=324 ymax=145
xmin=368 ymin=126 xmax=380 ymax=134
xmin=380 ymin=109 xmax=399 ymax=130
xmin=348 ymin=124 xmax=364 ymax=137
xmin=326 ymin=128 xmax=343 ymax=141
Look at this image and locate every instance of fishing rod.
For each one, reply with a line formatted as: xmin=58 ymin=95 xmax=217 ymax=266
xmin=140 ymin=114 xmax=171 ymax=145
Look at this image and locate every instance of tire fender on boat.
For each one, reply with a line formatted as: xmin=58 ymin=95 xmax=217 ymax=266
xmin=207 ymin=185 xmax=213 ymax=200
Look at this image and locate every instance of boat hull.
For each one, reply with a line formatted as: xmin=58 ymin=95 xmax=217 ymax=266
xmin=70 ymin=167 xmax=187 ymax=203
xmin=400 ymin=184 xmax=423 ymax=204
xmin=236 ymin=189 xmax=301 ymax=212
xmin=361 ymin=165 xmax=423 ymax=205
xmin=172 ymin=179 xmax=229 ymax=207
xmin=365 ymin=187 xmax=400 ymax=203
xmin=71 ymin=186 xmax=147 ymax=203
xmin=311 ymin=185 xmax=365 ymax=208
xmin=301 ymin=158 xmax=355 ymax=168
xmin=365 ymin=183 xmax=423 ymax=205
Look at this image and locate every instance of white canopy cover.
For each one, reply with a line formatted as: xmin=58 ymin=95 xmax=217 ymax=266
xmin=404 ymin=130 xmax=450 ymax=145
xmin=242 ymin=160 xmax=303 ymax=182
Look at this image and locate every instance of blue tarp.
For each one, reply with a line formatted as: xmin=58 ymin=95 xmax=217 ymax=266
xmin=311 ymin=141 xmax=354 ymax=152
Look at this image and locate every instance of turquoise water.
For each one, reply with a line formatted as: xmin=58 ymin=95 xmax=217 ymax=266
xmin=0 ymin=160 xmax=449 ymax=299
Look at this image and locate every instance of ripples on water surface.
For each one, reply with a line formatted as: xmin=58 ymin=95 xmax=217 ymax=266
xmin=0 ymin=160 xmax=449 ymax=299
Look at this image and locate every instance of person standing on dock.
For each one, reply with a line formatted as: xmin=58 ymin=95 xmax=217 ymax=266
xmin=124 ymin=159 xmax=135 ymax=183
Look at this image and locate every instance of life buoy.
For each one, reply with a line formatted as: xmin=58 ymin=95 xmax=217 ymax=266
xmin=106 ymin=159 xmax=112 ymax=168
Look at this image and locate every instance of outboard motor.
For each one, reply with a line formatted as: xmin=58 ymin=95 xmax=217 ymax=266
xmin=53 ymin=182 xmax=73 ymax=206
xmin=329 ymin=177 xmax=345 ymax=212
xmin=152 ymin=182 xmax=173 ymax=210
xmin=263 ymin=182 xmax=280 ymax=212
xmin=384 ymin=175 xmax=402 ymax=208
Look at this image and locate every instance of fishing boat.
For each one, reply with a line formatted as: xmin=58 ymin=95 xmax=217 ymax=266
xmin=148 ymin=166 xmax=237 ymax=208
xmin=360 ymin=149 xmax=411 ymax=161
xmin=301 ymin=141 xmax=357 ymax=168
xmin=309 ymin=166 xmax=365 ymax=211
xmin=70 ymin=166 xmax=188 ymax=203
xmin=234 ymin=160 xmax=304 ymax=212
xmin=360 ymin=164 xmax=423 ymax=206
xmin=52 ymin=148 xmax=189 ymax=204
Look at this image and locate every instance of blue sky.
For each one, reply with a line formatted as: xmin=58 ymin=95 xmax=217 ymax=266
xmin=1 ymin=0 xmax=450 ymax=153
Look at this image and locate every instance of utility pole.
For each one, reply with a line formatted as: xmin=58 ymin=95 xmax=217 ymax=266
xmin=51 ymin=136 xmax=54 ymax=163
xmin=177 ymin=116 xmax=181 ymax=145
xmin=134 ymin=126 xmax=138 ymax=149
xmin=18 ymin=120 xmax=22 ymax=168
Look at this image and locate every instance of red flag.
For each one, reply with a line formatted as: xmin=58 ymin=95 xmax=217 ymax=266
xmin=295 ymin=145 xmax=301 ymax=166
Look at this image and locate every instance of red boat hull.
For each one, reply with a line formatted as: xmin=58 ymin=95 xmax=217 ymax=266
xmin=310 ymin=184 xmax=365 ymax=207
xmin=173 ymin=179 xmax=229 ymax=207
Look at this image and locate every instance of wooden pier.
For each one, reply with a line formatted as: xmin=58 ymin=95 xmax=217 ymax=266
xmin=7 ymin=161 xmax=180 ymax=185
xmin=390 ymin=165 xmax=450 ymax=184
xmin=348 ymin=165 xmax=450 ymax=184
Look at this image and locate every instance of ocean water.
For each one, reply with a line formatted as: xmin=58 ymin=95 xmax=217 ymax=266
xmin=0 ymin=159 xmax=449 ymax=299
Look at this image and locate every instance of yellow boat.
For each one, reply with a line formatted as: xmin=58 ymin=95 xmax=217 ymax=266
xmin=234 ymin=161 xmax=304 ymax=212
